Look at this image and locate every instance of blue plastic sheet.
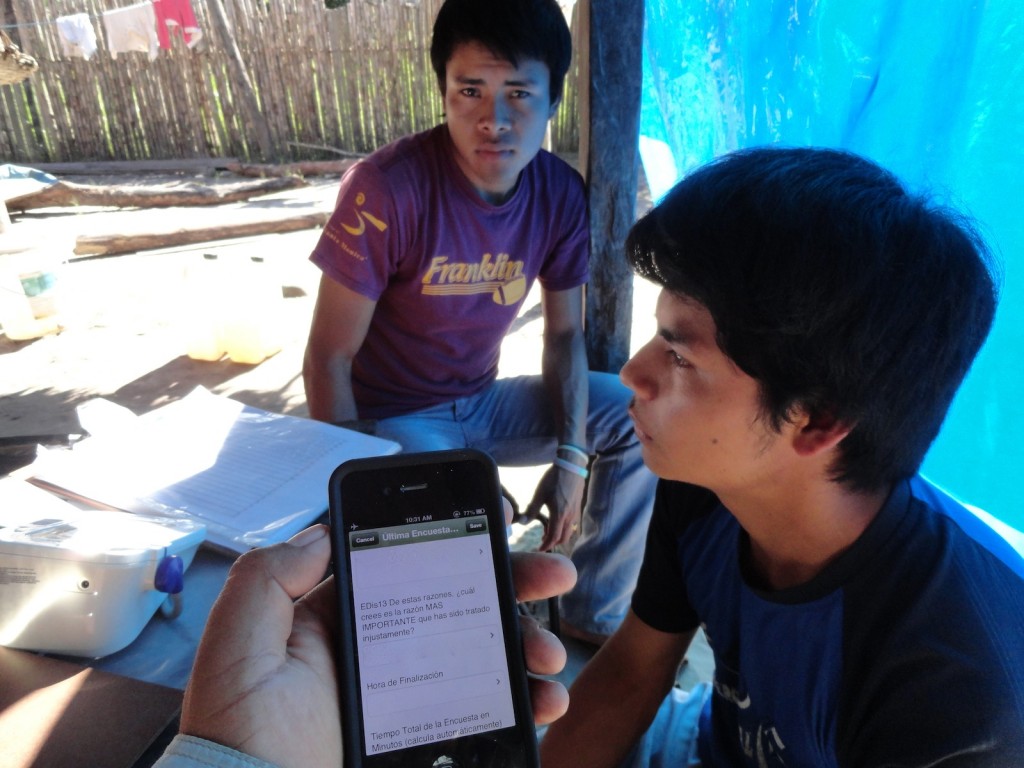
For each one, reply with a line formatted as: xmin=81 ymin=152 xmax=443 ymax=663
xmin=0 ymin=163 xmax=57 ymax=202
xmin=640 ymin=0 xmax=1024 ymax=528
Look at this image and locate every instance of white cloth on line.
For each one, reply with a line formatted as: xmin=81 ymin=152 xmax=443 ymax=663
xmin=102 ymin=1 xmax=160 ymax=61
xmin=56 ymin=13 xmax=98 ymax=60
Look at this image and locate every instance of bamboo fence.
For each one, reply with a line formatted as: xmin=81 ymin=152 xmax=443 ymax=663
xmin=0 ymin=0 xmax=580 ymax=165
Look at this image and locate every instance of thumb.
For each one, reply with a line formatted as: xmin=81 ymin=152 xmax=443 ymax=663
xmin=192 ymin=526 xmax=331 ymax=674
xmin=181 ymin=526 xmax=335 ymax=747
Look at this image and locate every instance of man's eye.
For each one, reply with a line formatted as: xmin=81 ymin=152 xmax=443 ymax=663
xmin=510 ymin=89 xmax=531 ymax=99
xmin=459 ymin=87 xmax=479 ymax=98
xmin=666 ymin=349 xmax=690 ymax=369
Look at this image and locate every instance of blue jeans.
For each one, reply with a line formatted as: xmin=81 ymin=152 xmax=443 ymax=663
xmin=374 ymin=373 xmax=657 ymax=636
xmin=621 ymin=683 xmax=711 ymax=768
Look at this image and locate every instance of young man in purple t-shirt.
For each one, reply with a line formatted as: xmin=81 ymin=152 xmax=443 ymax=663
xmin=302 ymin=0 xmax=656 ymax=642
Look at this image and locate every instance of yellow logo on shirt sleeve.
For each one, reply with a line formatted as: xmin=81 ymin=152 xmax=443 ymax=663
xmin=340 ymin=192 xmax=388 ymax=237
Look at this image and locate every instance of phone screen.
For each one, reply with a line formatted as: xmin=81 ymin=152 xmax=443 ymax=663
xmin=330 ymin=450 xmax=537 ymax=768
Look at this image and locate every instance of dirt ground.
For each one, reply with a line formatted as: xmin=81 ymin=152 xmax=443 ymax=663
xmin=0 ymin=168 xmax=656 ymax=481
xmin=0 ymin=174 xmax=339 ymax=470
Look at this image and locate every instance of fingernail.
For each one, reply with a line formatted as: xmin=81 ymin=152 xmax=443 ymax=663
xmin=288 ymin=525 xmax=327 ymax=548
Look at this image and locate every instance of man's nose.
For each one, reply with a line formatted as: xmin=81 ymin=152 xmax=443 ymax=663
xmin=479 ymin=97 xmax=511 ymax=132
xmin=620 ymin=349 xmax=652 ymax=399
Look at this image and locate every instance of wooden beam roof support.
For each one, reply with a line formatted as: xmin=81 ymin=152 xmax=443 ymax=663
xmin=578 ymin=0 xmax=644 ymax=374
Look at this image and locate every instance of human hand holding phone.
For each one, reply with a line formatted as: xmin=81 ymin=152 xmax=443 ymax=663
xmin=173 ymin=507 xmax=574 ymax=768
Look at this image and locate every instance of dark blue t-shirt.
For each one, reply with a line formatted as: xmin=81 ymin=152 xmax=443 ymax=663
xmin=632 ymin=476 xmax=1024 ymax=767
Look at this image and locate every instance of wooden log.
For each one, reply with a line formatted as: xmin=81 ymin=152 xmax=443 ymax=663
xmin=28 ymin=159 xmax=239 ymax=175
xmin=72 ymin=212 xmax=330 ymax=257
xmin=579 ymin=0 xmax=644 ymax=374
xmin=285 ymin=141 xmax=366 ymax=158
xmin=224 ymin=159 xmax=358 ymax=178
xmin=6 ymin=176 xmax=308 ymax=211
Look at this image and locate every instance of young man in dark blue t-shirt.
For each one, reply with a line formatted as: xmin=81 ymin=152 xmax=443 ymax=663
xmin=541 ymin=147 xmax=1024 ymax=767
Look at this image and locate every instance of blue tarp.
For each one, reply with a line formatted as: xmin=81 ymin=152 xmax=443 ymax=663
xmin=0 ymin=164 xmax=58 ymax=202
xmin=640 ymin=0 xmax=1024 ymax=528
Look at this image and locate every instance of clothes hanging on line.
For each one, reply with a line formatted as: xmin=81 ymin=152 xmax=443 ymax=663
xmin=101 ymin=1 xmax=159 ymax=61
xmin=5 ymin=0 xmax=205 ymax=59
xmin=55 ymin=13 xmax=98 ymax=60
xmin=154 ymin=0 xmax=202 ymax=50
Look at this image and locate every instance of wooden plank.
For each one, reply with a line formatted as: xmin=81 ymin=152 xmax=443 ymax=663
xmin=73 ymin=211 xmax=330 ymax=257
xmin=54 ymin=62 xmax=89 ymax=158
xmin=7 ymin=176 xmax=308 ymax=211
xmin=291 ymin=3 xmax=327 ymax=150
xmin=336 ymin=7 xmax=363 ymax=150
xmin=29 ymin=159 xmax=239 ymax=174
xmin=0 ymin=85 xmax=24 ymax=161
xmin=580 ymin=0 xmax=644 ymax=373
xmin=311 ymin=5 xmax=339 ymax=148
xmin=151 ymin=52 xmax=180 ymax=156
xmin=224 ymin=159 xmax=354 ymax=178
xmin=185 ymin=40 xmax=216 ymax=155
xmin=134 ymin=47 xmax=164 ymax=156
xmin=256 ymin=1 xmax=289 ymax=150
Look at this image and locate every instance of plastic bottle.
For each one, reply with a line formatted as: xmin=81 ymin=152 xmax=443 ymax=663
xmin=0 ymin=247 xmax=62 ymax=341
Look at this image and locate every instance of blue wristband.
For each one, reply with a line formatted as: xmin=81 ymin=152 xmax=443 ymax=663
xmin=554 ymin=456 xmax=589 ymax=479
xmin=557 ymin=443 xmax=590 ymax=463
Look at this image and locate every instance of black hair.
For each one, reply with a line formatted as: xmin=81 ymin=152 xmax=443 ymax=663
xmin=627 ymin=146 xmax=1000 ymax=492
xmin=429 ymin=0 xmax=572 ymax=105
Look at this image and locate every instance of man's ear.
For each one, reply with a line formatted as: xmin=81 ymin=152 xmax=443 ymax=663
xmin=791 ymin=409 xmax=853 ymax=457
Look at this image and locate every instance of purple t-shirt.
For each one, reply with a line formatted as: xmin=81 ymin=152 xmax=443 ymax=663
xmin=310 ymin=125 xmax=590 ymax=419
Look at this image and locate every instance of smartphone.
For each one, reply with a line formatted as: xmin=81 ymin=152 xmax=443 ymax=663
xmin=328 ymin=449 xmax=539 ymax=768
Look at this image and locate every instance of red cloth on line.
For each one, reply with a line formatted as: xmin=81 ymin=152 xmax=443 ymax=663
xmin=154 ymin=0 xmax=202 ymax=49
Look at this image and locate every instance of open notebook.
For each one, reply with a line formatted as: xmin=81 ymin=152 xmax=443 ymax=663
xmin=27 ymin=387 xmax=399 ymax=554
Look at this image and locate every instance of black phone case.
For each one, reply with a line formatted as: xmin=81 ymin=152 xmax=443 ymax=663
xmin=328 ymin=448 xmax=539 ymax=768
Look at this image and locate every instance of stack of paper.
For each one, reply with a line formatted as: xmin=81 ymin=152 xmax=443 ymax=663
xmin=27 ymin=387 xmax=400 ymax=554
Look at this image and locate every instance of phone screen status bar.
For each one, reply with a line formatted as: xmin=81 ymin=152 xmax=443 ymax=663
xmin=451 ymin=507 xmax=486 ymax=519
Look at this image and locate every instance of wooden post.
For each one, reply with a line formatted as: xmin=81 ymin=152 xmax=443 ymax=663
xmin=207 ymin=0 xmax=279 ymax=163
xmin=578 ymin=0 xmax=644 ymax=373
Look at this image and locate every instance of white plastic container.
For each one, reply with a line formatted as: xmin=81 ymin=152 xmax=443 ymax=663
xmin=0 ymin=484 xmax=206 ymax=658
xmin=0 ymin=247 xmax=62 ymax=341
xmin=183 ymin=253 xmax=227 ymax=361
xmin=221 ymin=255 xmax=283 ymax=364
xmin=183 ymin=253 xmax=283 ymax=364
